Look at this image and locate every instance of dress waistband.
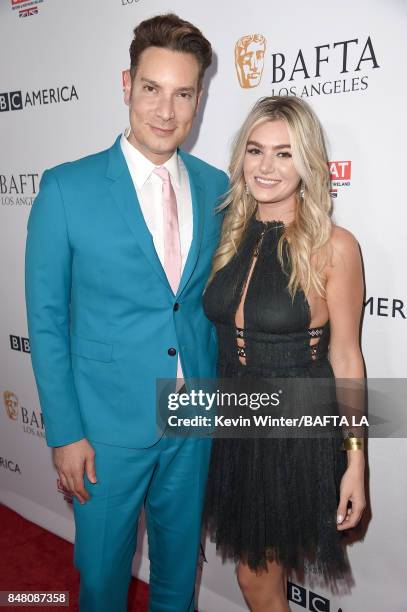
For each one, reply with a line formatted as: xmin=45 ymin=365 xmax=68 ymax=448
xmin=216 ymin=321 xmax=330 ymax=372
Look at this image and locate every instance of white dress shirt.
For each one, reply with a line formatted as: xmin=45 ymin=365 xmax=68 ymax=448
xmin=120 ymin=128 xmax=192 ymax=383
xmin=120 ymin=129 xmax=193 ymax=275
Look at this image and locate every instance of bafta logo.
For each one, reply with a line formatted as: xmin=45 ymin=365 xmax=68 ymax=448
xmin=235 ymin=34 xmax=267 ymax=88
xmin=3 ymin=391 xmax=18 ymax=420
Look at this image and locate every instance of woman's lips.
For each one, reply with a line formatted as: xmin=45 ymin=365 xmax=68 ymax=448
xmin=254 ymin=176 xmax=281 ymax=187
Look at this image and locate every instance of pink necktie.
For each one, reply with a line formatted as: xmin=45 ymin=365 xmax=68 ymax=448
xmin=153 ymin=166 xmax=184 ymax=384
xmin=153 ymin=166 xmax=182 ymax=294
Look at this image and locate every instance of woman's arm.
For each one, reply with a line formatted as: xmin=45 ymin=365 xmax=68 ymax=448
xmin=326 ymin=226 xmax=364 ymax=379
xmin=325 ymin=225 xmax=366 ymax=530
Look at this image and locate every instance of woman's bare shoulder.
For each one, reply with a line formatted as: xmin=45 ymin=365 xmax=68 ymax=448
xmin=330 ymin=224 xmax=359 ymax=248
xmin=327 ymin=225 xmax=361 ymax=270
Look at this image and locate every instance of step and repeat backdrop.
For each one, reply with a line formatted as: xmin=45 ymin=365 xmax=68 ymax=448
xmin=1 ymin=0 xmax=406 ymax=610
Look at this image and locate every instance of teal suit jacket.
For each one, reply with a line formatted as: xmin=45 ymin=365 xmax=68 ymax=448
xmin=25 ymin=135 xmax=228 ymax=448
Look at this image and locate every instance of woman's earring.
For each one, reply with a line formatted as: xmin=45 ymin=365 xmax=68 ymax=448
xmin=299 ymin=182 xmax=305 ymax=199
xmin=245 ymin=183 xmax=250 ymax=195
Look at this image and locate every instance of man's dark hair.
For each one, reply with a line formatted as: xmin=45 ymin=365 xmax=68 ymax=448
xmin=129 ymin=13 xmax=212 ymax=89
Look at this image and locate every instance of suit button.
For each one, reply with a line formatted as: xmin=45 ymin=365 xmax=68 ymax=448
xmin=168 ymin=348 xmax=177 ymax=356
xmin=173 ymin=302 xmax=179 ymax=311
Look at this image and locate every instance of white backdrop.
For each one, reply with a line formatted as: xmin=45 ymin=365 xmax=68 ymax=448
xmin=1 ymin=0 xmax=406 ymax=610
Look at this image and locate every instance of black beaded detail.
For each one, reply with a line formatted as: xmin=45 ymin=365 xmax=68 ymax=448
xmin=308 ymin=326 xmax=324 ymax=338
xmin=236 ymin=328 xmax=246 ymax=358
xmin=308 ymin=326 xmax=324 ymax=360
xmin=237 ymin=346 xmax=247 ymax=358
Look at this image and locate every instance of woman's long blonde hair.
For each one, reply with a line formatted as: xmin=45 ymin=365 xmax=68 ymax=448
xmin=209 ymin=96 xmax=333 ymax=297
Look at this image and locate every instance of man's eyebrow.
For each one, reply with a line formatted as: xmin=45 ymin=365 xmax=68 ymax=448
xmin=140 ymin=78 xmax=160 ymax=87
xmin=175 ymin=86 xmax=196 ymax=93
xmin=140 ymin=78 xmax=195 ymax=93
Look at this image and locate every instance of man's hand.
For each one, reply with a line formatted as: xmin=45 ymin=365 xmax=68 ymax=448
xmin=53 ymin=438 xmax=97 ymax=504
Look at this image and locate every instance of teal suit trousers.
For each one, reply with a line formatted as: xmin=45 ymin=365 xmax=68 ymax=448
xmin=73 ymin=436 xmax=211 ymax=611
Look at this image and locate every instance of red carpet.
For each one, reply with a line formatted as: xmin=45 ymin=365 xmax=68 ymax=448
xmin=0 ymin=503 xmax=149 ymax=610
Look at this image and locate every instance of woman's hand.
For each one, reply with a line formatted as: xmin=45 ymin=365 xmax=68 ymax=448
xmin=336 ymin=456 xmax=366 ymax=530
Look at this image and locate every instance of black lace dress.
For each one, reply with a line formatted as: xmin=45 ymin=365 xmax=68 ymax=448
xmin=203 ymin=216 xmax=350 ymax=579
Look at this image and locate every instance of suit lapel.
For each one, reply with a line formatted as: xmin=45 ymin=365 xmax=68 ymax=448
xmin=107 ymin=136 xmax=170 ymax=287
xmin=106 ymin=137 xmax=206 ymax=295
xmin=177 ymin=150 xmax=205 ymax=297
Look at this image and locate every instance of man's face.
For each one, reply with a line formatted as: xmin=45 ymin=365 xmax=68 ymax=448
xmin=236 ymin=39 xmax=266 ymax=88
xmin=124 ymin=46 xmax=202 ymax=165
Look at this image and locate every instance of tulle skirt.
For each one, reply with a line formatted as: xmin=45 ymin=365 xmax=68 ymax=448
xmin=203 ymin=434 xmax=350 ymax=580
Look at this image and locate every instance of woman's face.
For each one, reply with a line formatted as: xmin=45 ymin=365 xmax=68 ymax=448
xmin=243 ymin=119 xmax=301 ymax=208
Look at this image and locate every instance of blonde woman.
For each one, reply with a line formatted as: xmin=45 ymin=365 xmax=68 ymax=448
xmin=203 ymin=97 xmax=366 ymax=611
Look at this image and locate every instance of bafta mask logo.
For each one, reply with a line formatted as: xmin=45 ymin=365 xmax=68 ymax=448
xmin=3 ymin=391 xmax=18 ymax=420
xmin=235 ymin=34 xmax=267 ymax=88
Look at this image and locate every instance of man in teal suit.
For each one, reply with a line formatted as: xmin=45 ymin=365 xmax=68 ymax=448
xmin=25 ymin=14 xmax=227 ymax=612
